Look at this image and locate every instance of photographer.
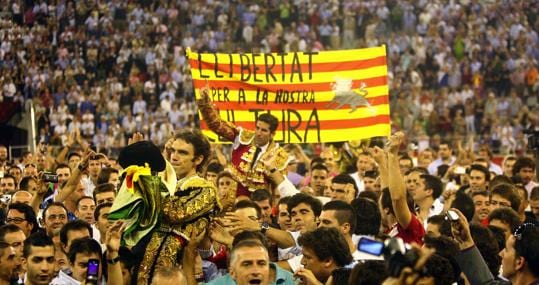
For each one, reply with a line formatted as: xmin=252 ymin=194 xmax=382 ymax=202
xmin=449 ymin=208 xmax=511 ymax=285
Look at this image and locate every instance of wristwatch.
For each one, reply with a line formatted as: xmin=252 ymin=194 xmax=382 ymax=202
xmin=107 ymin=256 xmax=120 ymax=265
xmin=260 ymin=222 xmax=270 ymax=234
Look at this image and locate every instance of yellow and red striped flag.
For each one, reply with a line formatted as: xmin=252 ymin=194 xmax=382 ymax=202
xmin=187 ymin=46 xmax=390 ymax=143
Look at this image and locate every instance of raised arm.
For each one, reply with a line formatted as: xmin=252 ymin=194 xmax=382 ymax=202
xmin=54 ymin=149 xmax=93 ymax=203
xmin=386 ymin=132 xmax=412 ymax=229
xmin=196 ymin=85 xmax=238 ymax=142
xmin=369 ymin=146 xmax=389 ymax=190
xmin=219 ymin=212 xmax=296 ymax=248
xmin=106 ymin=221 xmax=125 ymax=285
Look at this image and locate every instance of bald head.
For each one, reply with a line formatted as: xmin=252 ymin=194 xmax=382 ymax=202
xmin=151 ymin=266 xmax=186 ymax=285
xmin=11 ymin=191 xmax=32 ymax=205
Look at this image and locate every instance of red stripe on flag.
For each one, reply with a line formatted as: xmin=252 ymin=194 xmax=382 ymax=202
xmin=189 ymin=56 xmax=387 ymax=75
xmin=209 ymin=95 xmax=389 ymax=110
xmin=193 ymin=77 xmax=388 ymax=92
xmin=200 ymin=114 xmax=390 ymax=131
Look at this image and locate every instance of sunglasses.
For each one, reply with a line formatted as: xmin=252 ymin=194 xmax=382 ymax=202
xmin=513 ymin=223 xmax=535 ymax=241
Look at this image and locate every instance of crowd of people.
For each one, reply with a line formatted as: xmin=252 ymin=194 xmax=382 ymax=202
xmin=0 ymin=0 xmax=538 ymax=155
xmin=0 ymin=0 xmax=538 ymax=284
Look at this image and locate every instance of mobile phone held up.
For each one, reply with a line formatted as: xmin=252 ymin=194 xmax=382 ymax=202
xmin=86 ymin=259 xmax=99 ymax=284
xmin=446 ymin=210 xmax=460 ymax=222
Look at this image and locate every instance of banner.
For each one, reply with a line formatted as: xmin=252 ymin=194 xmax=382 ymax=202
xmin=188 ymin=46 xmax=390 ymax=143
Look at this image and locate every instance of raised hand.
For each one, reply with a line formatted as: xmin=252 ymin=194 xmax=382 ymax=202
xmin=208 ymin=220 xmax=234 ymax=247
xmin=368 ymin=146 xmax=386 ymax=166
xmin=386 ymin=131 xmax=405 ymax=154
xmin=127 ymin=132 xmax=144 ymax=145
xmin=199 ymin=80 xmax=211 ymax=102
xmin=294 ymin=268 xmax=323 ymax=285
xmin=449 ymin=208 xmax=475 ymax=250
xmin=218 ymin=212 xmax=261 ymax=235
xmin=106 ymin=221 xmax=126 ymax=254
xmin=76 ymin=149 xmax=95 ymax=173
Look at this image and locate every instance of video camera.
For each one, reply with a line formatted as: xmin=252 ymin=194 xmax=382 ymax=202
xmin=357 ymin=237 xmax=422 ymax=277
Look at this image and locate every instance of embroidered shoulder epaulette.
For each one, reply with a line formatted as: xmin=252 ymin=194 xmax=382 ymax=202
xmin=239 ymin=128 xmax=255 ymax=145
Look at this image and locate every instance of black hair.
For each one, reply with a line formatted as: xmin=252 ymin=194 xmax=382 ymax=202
xmin=256 ymin=113 xmax=279 ymax=133
xmin=450 ymin=192 xmax=475 ymax=222
xmin=67 ymin=237 xmax=102 ymax=264
xmin=424 ymin=254 xmax=456 ymax=285
xmin=489 ymin=175 xmax=513 ymax=190
xmin=399 ymin=154 xmax=414 ymax=166
xmin=278 ymin=196 xmax=290 ymax=206
xmin=322 ymin=200 xmax=356 ymax=236
xmin=491 ymin=183 xmax=521 ymax=212
xmin=487 ymin=225 xmax=507 ymax=251
xmin=358 ymin=190 xmax=380 ymax=203
xmin=94 ymin=202 xmax=113 ymax=223
xmin=119 ymin=246 xmax=135 ymax=271
xmin=514 ymin=226 xmax=539 ymax=276
xmin=426 ymin=214 xmax=452 ymax=237
xmin=311 ymin=163 xmax=329 ymax=173
xmin=174 ymin=129 xmax=211 ymax=173
xmin=512 ymin=156 xmax=535 ymax=176
xmin=97 ymin=167 xmax=119 ymax=185
xmin=250 ymin=189 xmax=272 ymax=204
xmin=348 ymin=261 xmax=388 ymax=285
xmin=75 ymin=196 xmax=95 ymax=209
xmin=59 ymin=220 xmax=93 ymax=248
xmin=235 ymin=200 xmax=262 ymax=220
xmin=55 ymin=163 xmax=71 ymax=172
xmin=380 ymin=188 xmax=415 ymax=215
xmin=488 ymin=208 xmax=521 ymax=233
xmin=331 ymin=268 xmax=351 ymax=285
xmin=404 ymin=167 xmax=429 ymax=176
xmin=232 ymin=230 xmax=269 ymax=249
xmin=287 ymin=193 xmax=322 ymax=217
xmin=310 ymin=157 xmax=325 ymax=168
xmin=469 ymin=224 xmax=501 ymax=276
xmin=297 ymin=227 xmax=352 ymax=267
xmin=93 ymin=183 xmax=116 ymax=202
xmin=332 ymin=174 xmax=359 ymax=198
xmin=0 ymin=224 xmax=24 ymax=242
xmin=423 ymin=235 xmax=462 ymax=282
xmin=350 ymin=198 xmax=380 ymax=236
xmin=216 ymin=171 xmax=235 ymax=183
xmin=363 ymin=170 xmax=379 ymax=179
xmin=18 ymin=176 xmax=36 ymax=192
xmin=206 ymin=162 xmax=224 ymax=174
xmin=420 ymin=174 xmax=443 ymax=199
xmin=0 ymin=174 xmax=16 ymax=183
xmin=467 ymin=164 xmax=491 ymax=182
xmin=8 ymin=202 xmax=39 ymax=234
xmin=67 ymin=152 xmax=81 ymax=160
xmin=23 ymin=231 xmax=54 ymax=258
xmin=437 ymin=164 xmax=450 ymax=178
xmin=43 ymin=202 xmax=68 ymax=221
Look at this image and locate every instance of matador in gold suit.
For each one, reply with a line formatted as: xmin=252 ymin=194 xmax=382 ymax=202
xmin=109 ymin=139 xmax=221 ymax=285
xmin=197 ymin=89 xmax=290 ymax=197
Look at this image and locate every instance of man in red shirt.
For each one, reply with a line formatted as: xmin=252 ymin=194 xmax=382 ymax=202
xmin=372 ymin=132 xmax=425 ymax=245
